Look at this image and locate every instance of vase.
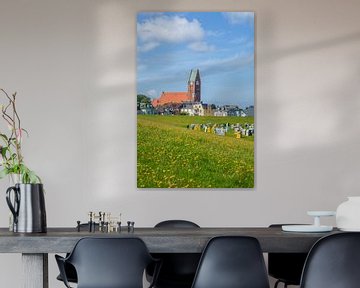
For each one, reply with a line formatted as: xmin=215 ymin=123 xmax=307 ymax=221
xmin=7 ymin=174 xmax=22 ymax=231
xmin=336 ymin=196 xmax=360 ymax=231
xmin=6 ymin=183 xmax=47 ymax=233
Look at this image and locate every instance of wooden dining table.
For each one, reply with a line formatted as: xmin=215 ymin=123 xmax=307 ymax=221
xmin=0 ymin=226 xmax=339 ymax=288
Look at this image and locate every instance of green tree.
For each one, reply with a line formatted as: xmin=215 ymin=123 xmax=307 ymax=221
xmin=137 ymin=94 xmax=151 ymax=104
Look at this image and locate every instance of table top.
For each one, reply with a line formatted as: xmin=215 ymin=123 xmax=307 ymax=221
xmin=0 ymin=227 xmax=340 ymax=254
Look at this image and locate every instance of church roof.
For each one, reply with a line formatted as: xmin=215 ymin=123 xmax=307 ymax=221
xmin=188 ymin=69 xmax=199 ymax=82
xmin=152 ymin=92 xmax=191 ymax=107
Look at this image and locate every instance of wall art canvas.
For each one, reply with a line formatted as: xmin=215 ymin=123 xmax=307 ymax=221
xmin=137 ymin=12 xmax=255 ymax=188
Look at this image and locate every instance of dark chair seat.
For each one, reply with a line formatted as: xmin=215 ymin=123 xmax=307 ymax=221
xmin=56 ymin=262 xmax=77 ymax=283
xmin=191 ymin=236 xmax=269 ymax=288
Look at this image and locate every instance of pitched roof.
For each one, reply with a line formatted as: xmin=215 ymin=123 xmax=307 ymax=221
xmin=188 ymin=69 xmax=199 ymax=82
xmin=152 ymin=92 xmax=191 ymax=107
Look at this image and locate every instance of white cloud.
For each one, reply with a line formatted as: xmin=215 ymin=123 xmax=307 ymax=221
xmin=188 ymin=41 xmax=215 ymax=52
xmin=146 ymin=89 xmax=157 ymax=97
xmin=138 ymin=15 xmax=204 ymax=43
xmin=137 ymin=15 xmax=214 ymax=52
xmin=229 ymin=36 xmax=250 ymax=45
xmin=206 ymin=30 xmax=224 ymax=37
xmin=200 ymin=53 xmax=254 ymax=75
xmin=223 ymin=12 xmax=254 ymax=25
xmin=138 ymin=42 xmax=160 ymax=52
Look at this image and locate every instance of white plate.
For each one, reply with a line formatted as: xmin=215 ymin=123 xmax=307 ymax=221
xmin=307 ymin=211 xmax=336 ymax=217
xmin=282 ymin=225 xmax=333 ymax=232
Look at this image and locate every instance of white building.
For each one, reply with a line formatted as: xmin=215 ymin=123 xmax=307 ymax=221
xmin=180 ymin=103 xmax=204 ymax=116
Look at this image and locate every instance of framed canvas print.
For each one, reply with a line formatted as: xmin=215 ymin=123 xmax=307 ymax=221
xmin=137 ymin=12 xmax=254 ymax=188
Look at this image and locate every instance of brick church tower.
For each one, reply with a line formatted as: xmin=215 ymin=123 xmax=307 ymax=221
xmin=187 ymin=69 xmax=201 ymax=102
xmin=151 ymin=68 xmax=201 ymax=107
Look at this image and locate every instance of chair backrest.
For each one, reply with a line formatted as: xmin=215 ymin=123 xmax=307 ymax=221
xmin=191 ymin=236 xmax=270 ymax=288
xmin=150 ymin=220 xmax=201 ymax=287
xmin=268 ymin=224 xmax=308 ymax=285
xmin=66 ymin=237 xmax=154 ymax=288
xmin=300 ymin=232 xmax=360 ymax=288
xmin=155 ymin=219 xmax=200 ymax=228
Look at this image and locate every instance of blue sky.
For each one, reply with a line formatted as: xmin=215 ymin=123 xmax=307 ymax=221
xmin=137 ymin=12 xmax=254 ymax=107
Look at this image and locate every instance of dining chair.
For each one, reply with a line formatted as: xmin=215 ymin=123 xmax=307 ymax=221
xmin=56 ymin=223 xmax=99 ymax=284
xmin=300 ymin=232 xmax=360 ymax=288
xmin=191 ymin=236 xmax=270 ymax=288
xmin=146 ymin=220 xmax=201 ymax=288
xmin=268 ymin=224 xmax=308 ymax=288
xmin=55 ymin=237 xmax=161 ymax=288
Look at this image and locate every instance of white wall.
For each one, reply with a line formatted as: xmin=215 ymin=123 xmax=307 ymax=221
xmin=1 ymin=0 xmax=360 ymax=287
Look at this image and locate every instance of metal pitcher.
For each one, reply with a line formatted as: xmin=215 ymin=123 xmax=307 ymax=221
xmin=6 ymin=183 xmax=47 ymax=233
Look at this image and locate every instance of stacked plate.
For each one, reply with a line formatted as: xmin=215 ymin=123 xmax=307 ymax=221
xmin=282 ymin=211 xmax=336 ymax=232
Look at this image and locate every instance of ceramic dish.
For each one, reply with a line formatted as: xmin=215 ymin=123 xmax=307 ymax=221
xmin=282 ymin=225 xmax=333 ymax=232
xmin=307 ymin=211 xmax=336 ymax=217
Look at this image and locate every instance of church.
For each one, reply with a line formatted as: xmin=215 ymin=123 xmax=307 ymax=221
xmin=152 ymin=69 xmax=201 ymax=107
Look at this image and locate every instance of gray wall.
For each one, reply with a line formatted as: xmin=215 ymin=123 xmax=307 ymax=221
xmin=1 ymin=0 xmax=360 ymax=287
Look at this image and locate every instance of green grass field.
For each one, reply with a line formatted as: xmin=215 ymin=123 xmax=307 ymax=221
xmin=137 ymin=115 xmax=254 ymax=188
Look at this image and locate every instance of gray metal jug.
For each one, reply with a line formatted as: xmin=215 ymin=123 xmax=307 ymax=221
xmin=6 ymin=183 xmax=47 ymax=233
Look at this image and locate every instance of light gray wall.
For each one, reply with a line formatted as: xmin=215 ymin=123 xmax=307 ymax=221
xmin=1 ymin=0 xmax=360 ymax=287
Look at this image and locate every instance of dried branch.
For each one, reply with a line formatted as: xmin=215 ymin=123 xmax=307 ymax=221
xmin=0 ymin=88 xmax=40 ymax=183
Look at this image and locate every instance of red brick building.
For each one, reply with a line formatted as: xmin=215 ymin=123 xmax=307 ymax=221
xmin=152 ymin=69 xmax=201 ymax=107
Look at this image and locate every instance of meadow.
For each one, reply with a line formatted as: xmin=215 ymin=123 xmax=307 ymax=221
xmin=137 ymin=115 xmax=254 ymax=188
